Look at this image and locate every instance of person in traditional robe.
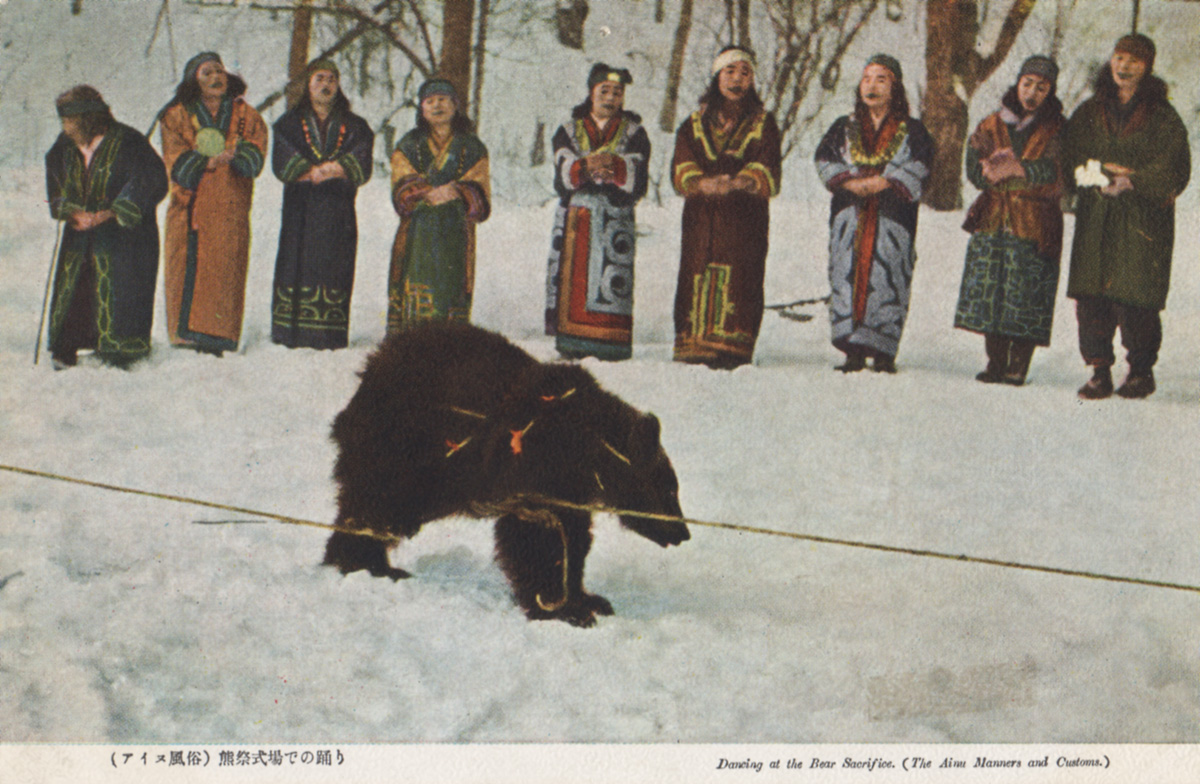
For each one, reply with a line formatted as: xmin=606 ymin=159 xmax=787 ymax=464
xmin=671 ymin=46 xmax=781 ymax=369
xmin=387 ymin=79 xmax=490 ymax=332
xmin=159 ymin=52 xmax=268 ymax=356
xmin=269 ymin=60 xmax=373 ymax=350
xmin=954 ymin=56 xmax=1065 ymax=386
xmin=1064 ymin=34 xmax=1190 ymax=400
xmin=44 ymin=86 xmax=167 ymax=369
xmin=815 ymin=54 xmax=933 ymax=374
xmin=544 ymin=63 xmax=650 ymax=361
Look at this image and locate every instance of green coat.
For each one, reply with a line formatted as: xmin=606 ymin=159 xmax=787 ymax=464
xmin=1063 ymin=81 xmax=1190 ymax=311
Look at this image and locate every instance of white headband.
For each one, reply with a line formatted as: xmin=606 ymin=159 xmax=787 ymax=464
xmin=711 ymin=49 xmax=755 ymax=76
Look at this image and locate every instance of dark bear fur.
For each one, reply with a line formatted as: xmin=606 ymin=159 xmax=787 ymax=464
xmin=323 ymin=321 xmax=688 ymax=627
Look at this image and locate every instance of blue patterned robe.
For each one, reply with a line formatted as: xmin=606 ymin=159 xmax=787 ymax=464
xmin=815 ymin=112 xmax=933 ymax=358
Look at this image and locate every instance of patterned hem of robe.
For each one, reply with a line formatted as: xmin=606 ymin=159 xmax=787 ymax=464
xmin=953 ymin=232 xmax=1058 ymax=346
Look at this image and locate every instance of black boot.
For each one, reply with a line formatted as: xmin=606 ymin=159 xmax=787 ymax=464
xmin=1077 ymin=365 xmax=1113 ymax=400
xmin=871 ymin=353 xmax=896 ymax=374
xmin=1002 ymin=339 xmax=1035 ymax=386
xmin=1116 ymin=369 xmax=1156 ymax=399
xmin=835 ymin=351 xmax=867 ymax=373
xmin=977 ymin=334 xmax=1006 ymax=383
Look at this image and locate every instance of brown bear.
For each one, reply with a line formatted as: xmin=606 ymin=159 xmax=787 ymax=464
xmin=323 ymin=321 xmax=688 ymax=627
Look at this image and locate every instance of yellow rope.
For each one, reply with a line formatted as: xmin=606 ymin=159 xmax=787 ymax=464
xmin=0 ymin=463 xmax=401 ymax=544
xmin=3 ymin=463 xmax=1199 ymax=596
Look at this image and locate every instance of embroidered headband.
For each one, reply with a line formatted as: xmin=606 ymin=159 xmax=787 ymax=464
xmin=587 ymin=63 xmax=632 ymax=89
xmin=307 ymin=59 xmax=340 ymax=79
xmin=711 ymin=48 xmax=755 ymax=76
xmin=57 ymin=98 xmax=109 ymax=117
xmin=184 ymin=51 xmax=223 ymax=81
xmin=865 ymin=53 xmax=902 ymax=83
xmin=418 ymin=79 xmax=458 ymax=103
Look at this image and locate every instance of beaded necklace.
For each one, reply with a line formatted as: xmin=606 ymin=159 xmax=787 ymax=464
xmin=302 ymin=114 xmax=346 ymax=161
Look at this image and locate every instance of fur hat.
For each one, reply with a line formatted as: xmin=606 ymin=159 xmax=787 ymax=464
xmin=1018 ymin=55 xmax=1059 ymax=87
xmin=1114 ymin=33 xmax=1156 ymax=72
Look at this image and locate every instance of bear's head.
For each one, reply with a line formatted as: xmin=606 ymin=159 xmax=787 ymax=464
xmin=604 ymin=412 xmax=689 ymax=548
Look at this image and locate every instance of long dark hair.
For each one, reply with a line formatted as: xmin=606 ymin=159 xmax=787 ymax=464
xmin=852 ymin=79 xmax=910 ymax=122
xmin=1092 ymin=62 xmax=1168 ymax=105
xmin=698 ymin=74 xmax=764 ymax=119
xmin=170 ymin=71 xmax=248 ymax=109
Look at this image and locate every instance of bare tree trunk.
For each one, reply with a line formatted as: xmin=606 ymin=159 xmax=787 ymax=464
xmin=554 ymin=0 xmax=589 ymax=49
xmin=737 ymin=0 xmax=751 ymax=48
xmin=441 ymin=0 xmax=475 ymax=113
xmin=286 ymin=0 xmax=314 ymax=110
xmin=471 ymin=0 xmax=491 ymax=127
xmin=921 ymin=0 xmax=1037 ymax=210
xmin=659 ymin=0 xmax=694 ymax=133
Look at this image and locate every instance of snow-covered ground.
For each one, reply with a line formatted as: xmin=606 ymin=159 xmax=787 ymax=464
xmin=2 ymin=2 xmax=1200 ymax=781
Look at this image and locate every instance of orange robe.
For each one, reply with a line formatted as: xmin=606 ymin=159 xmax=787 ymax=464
xmin=161 ymin=97 xmax=267 ymax=351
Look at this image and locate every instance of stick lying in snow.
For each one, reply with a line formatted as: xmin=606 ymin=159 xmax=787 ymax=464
xmin=3 ymin=462 xmax=1199 ymax=598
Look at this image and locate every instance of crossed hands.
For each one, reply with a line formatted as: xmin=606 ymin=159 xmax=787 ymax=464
xmin=981 ymin=148 xmax=1026 ymax=185
xmin=298 ymin=160 xmax=347 ymax=185
xmin=693 ymin=173 xmax=758 ymax=197
xmin=841 ymin=175 xmax=891 ymax=198
xmin=1100 ymin=162 xmax=1134 ymax=197
xmin=68 ymin=209 xmax=115 ymax=231
xmin=204 ymin=149 xmax=236 ymax=171
xmin=422 ymin=183 xmax=462 ymax=206
xmin=585 ymin=151 xmax=618 ymax=184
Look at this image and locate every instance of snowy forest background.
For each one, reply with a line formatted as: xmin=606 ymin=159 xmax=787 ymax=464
xmin=2 ymin=0 xmax=1200 ymax=749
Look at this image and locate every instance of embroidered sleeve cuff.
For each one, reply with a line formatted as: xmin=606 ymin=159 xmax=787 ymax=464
xmin=610 ymin=157 xmax=629 ymax=188
xmin=52 ymin=200 xmax=84 ymax=221
xmin=458 ymin=182 xmax=491 ymax=222
xmin=1021 ymin=159 xmax=1057 ymax=187
xmin=674 ymin=161 xmax=702 ymax=195
xmin=279 ymin=154 xmax=313 ymax=183
xmin=171 ymin=150 xmax=208 ymax=190
xmin=111 ymin=198 xmax=142 ymax=228
xmin=393 ymin=176 xmax=430 ymax=215
xmin=336 ymin=153 xmax=368 ymax=187
xmin=739 ymin=163 xmax=777 ymax=197
xmin=885 ymin=177 xmax=913 ymax=201
xmin=231 ymin=140 xmax=265 ymax=179
xmin=567 ymin=159 xmax=587 ymax=189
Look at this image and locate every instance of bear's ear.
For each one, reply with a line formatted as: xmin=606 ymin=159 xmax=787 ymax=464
xmin=629 ymin=412 xmax=662 ymax=462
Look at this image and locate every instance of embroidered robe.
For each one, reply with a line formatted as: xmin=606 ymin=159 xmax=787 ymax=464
xmin=815 ymin=112 xmax=933 ymax=358
xmin=161 ymin=96 xmax=267 ymax=352
xmin=387 ymin=128 xmax=490 ymax=332
xmin=671 ymin=106 xmax=781 ymax=367
xmin=270 ymin=105 xmax=373 ymax=349
xmin=544 ymin=110 xmax=650 ymax=360
xmin=45 ymin=123 xmax=168 ymax=363
xmin=954 ymin=106 xmax=1065 ymax=345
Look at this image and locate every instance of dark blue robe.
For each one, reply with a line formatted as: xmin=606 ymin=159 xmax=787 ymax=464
xmin=270 ymin=104 xmax=374 ymax=349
